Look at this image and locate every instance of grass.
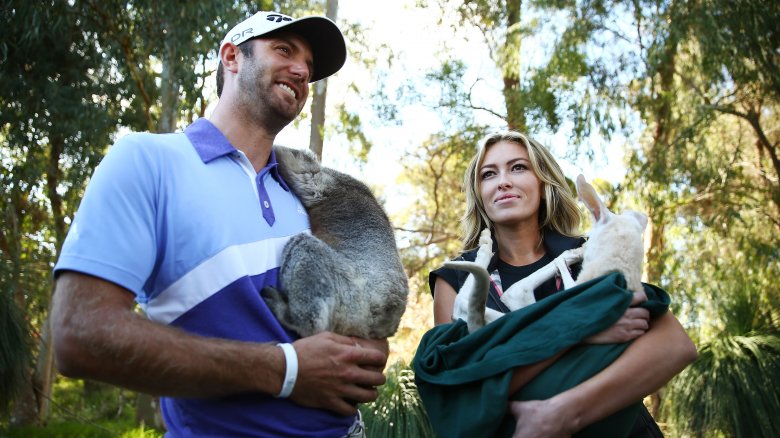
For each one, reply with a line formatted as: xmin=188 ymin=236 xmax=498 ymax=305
xmin=1 ymin=377 xmax=164 ymax=437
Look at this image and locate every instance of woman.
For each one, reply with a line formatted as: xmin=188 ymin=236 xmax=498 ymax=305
xmin=428 ymin=131 xmax=697 ymax=437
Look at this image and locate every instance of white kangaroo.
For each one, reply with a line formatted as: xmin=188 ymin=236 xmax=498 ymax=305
xmin=447 ymin=174 xmax=648 ymax=333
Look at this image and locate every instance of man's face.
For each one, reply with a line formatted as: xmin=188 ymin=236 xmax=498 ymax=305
xmin=235 ymin=32 xmax=313 ymax=128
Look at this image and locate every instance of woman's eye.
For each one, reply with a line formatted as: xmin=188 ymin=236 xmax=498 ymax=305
xmin=512 ymin=163 xmax=528 ymax=172
xmin=480 ymin=170 xmax=495 ymax=180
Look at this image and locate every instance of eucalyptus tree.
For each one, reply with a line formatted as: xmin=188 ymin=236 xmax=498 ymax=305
xmin=678 ymin=0 xmax=780 ymax=232
xmin=308 ymin=0 xmax=338 ymax=159
xmin=661 ymin=220 xmax=780 ymax=437
xmin=644 ymin=1 xmax=780 ymax=433
xmin=74 ymin=0 xmax=255 ymax=133
xmin=576 ymin=0 xmax=780 ymax=431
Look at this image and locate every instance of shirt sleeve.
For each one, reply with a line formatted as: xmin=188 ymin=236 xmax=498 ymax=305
xmin=428 ymin=252 xmax=475 ymax=297
xmin=54 ymin=133 xmax=160 ymax=298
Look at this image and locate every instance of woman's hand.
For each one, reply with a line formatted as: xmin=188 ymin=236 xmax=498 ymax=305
xmin=510 ymin=399 xmax=576 ymax=438
xmin=584 ymin=291 xmax=649 ymax=344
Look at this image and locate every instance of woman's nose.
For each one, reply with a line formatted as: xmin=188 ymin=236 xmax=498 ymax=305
xmin=497 ymin=173 xmax=512 ymax=189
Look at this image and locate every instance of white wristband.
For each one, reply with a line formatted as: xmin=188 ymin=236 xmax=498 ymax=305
xmin=275 ymin=343 xmax=298 ymax=398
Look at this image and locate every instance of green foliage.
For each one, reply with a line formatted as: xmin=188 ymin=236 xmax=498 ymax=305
xmin=360 ymin=361 xmax=434 ymax=437
xmin=3 ymin=422 xmax=163 ymax=438
xmin=336 ymin=103 xmax=373 ymax=162
xmin=0 ymin=290 xmax=30 ymax=415
xmin=665 ymin=333 xmax=780 ymax=438
xmin=686 ymin=0 xmax=780 ymax=102
xmin=661 ymin=226 xmax=780 ymax=436
xmin=395 ymin=129 xmax=488 ymax=295
xmin=3 ymin=378 xmax=163 ymax=437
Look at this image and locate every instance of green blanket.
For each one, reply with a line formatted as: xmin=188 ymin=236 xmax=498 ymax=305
xmin=413 ymin=272 xmax=670 ymax=437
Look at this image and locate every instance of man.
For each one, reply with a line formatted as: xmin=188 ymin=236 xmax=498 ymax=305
xmin=51 ymin=11 xmax=388 ymax=437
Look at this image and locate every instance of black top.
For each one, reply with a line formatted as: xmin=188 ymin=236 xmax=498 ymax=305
xmin=429 ymin=229 xmax=585 ymax=311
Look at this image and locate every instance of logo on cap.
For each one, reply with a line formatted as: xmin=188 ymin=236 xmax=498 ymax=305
xmin=267 ymin=13 xmax=293 ymax=23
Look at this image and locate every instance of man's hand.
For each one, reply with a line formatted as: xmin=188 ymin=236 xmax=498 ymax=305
xmin=584 ymin=291 xmax=649 ymax=344
xmin=291 ymin=332 xmax=389 ymax=416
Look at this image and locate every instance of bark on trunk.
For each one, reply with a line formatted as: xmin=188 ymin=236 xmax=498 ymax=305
xmin=308 ymin=0 xmax=338 ymax=160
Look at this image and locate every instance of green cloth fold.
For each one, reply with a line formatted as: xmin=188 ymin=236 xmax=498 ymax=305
xmin=413 ymin=272 xmax=670 ymax=438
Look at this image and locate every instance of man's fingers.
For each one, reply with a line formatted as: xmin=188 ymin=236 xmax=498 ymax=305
xmin=355 ymin=337 xmax=390 ymax=356
xmin=349 ymin=365 xmax=387 ymax=388
xmin=328 ymin=397 xmax=360 ymax=416
xmin=347 ymin=343 xmax=388 ymax=368
xmin=343 ymin=384 xmax=380 ymax=404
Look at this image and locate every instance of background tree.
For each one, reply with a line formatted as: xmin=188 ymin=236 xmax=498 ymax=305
xmin=308 ymin=0 xmax=338 ymax=159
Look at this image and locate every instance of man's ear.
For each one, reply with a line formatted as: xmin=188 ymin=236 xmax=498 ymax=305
xmin=220 ymin=43 xmax=240 ymax=75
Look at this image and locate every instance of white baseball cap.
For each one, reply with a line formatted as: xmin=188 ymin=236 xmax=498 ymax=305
xmin=220 ymin=11 xmax=346 ymax=82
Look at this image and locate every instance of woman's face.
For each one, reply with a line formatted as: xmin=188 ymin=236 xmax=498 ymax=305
xmin=479 ymin=140 xmax=543 ymax=227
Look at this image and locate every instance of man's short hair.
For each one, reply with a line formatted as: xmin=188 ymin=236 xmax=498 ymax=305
xmin=216 ymin=42 xmax=254 ymax=97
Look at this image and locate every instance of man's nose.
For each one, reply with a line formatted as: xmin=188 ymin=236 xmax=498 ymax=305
xmin=290 ymin=57 xmax=311 ymax=82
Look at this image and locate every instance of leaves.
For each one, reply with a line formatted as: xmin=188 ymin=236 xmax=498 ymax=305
xmin=0 ymin=290 xmax=31 ymax=414
xmin=665 ymin=333 xmax=780 ymax=438
xmin=360 ymin=361 xmax=434 ymax=437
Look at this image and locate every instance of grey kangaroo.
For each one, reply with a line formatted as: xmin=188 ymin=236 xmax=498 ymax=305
xmin=262 ymin=146 xmax=409 ymax=339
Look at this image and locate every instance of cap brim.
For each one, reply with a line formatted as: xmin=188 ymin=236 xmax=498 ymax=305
xmin=273 ymin=16 xmax=346 ymax=82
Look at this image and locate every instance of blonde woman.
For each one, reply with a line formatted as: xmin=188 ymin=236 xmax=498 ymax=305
xmin=424 ymin=131 xmax=696 ymax=437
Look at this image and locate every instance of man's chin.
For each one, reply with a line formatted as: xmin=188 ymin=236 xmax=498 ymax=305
xmin=261 ymin=109 xmax=299 ymax=133
xmin=274 ymin=105 xmax=303 ymax=124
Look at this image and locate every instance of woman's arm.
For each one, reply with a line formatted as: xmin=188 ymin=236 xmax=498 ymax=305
xmin=510 ymin=311 xmax=697 ymax=437
xmin=433 ymin=277 xmax=457 ymax=325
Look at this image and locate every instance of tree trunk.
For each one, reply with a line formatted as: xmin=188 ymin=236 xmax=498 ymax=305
xmin=308 ymin=0 xmax=338 ymax=160
xmin=309 ymin=80 xmax=327 ymax=161
xmin=503 ymin=0 xmax=525 ymax=131
xmin=641 ymin=0 xmax=680 ymax=418
xmin=136 ymin=393 xmax=164 ymax=429
xmin=33 ymin=318 xmax=54 ymax=420
xmin=159 ymin=35 xmax=179 ymax=134
xmin=10 ymin=371 xmax=38 ymax=426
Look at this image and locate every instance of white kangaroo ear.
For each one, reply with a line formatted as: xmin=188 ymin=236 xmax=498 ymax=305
xmin=576 ymin=174 xmax=610 ymax=224
xmin=626 ymin=210 xmax=649 ymax=231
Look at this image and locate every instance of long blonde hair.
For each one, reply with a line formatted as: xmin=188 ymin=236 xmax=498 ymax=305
xmin=461 ymin=131 xmax=581 ymax=249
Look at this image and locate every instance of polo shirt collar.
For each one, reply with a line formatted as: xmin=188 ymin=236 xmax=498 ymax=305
xmin=184 ymin=118 xmax=291 ymax=191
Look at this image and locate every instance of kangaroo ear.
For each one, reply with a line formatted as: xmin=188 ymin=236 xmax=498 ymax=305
xmin=627 ymin=211 xmax=648 ymax=231
xmin=576 ymin=174 xmax=610 ymax=223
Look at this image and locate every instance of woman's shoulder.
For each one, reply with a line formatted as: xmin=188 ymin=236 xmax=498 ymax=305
xmin=543 ymin=229 xmax=586 ymax=257
xmin=454 ymin=248 xmax=479 ymax=262
xmin=428 ymin=248 xmax=480 ymax=294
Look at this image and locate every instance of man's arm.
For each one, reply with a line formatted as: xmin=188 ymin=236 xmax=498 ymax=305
xmin=51 ymin=271 xmax=388 ymax=416
xmin=510 ymin=311 xmax=697 ymax=437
